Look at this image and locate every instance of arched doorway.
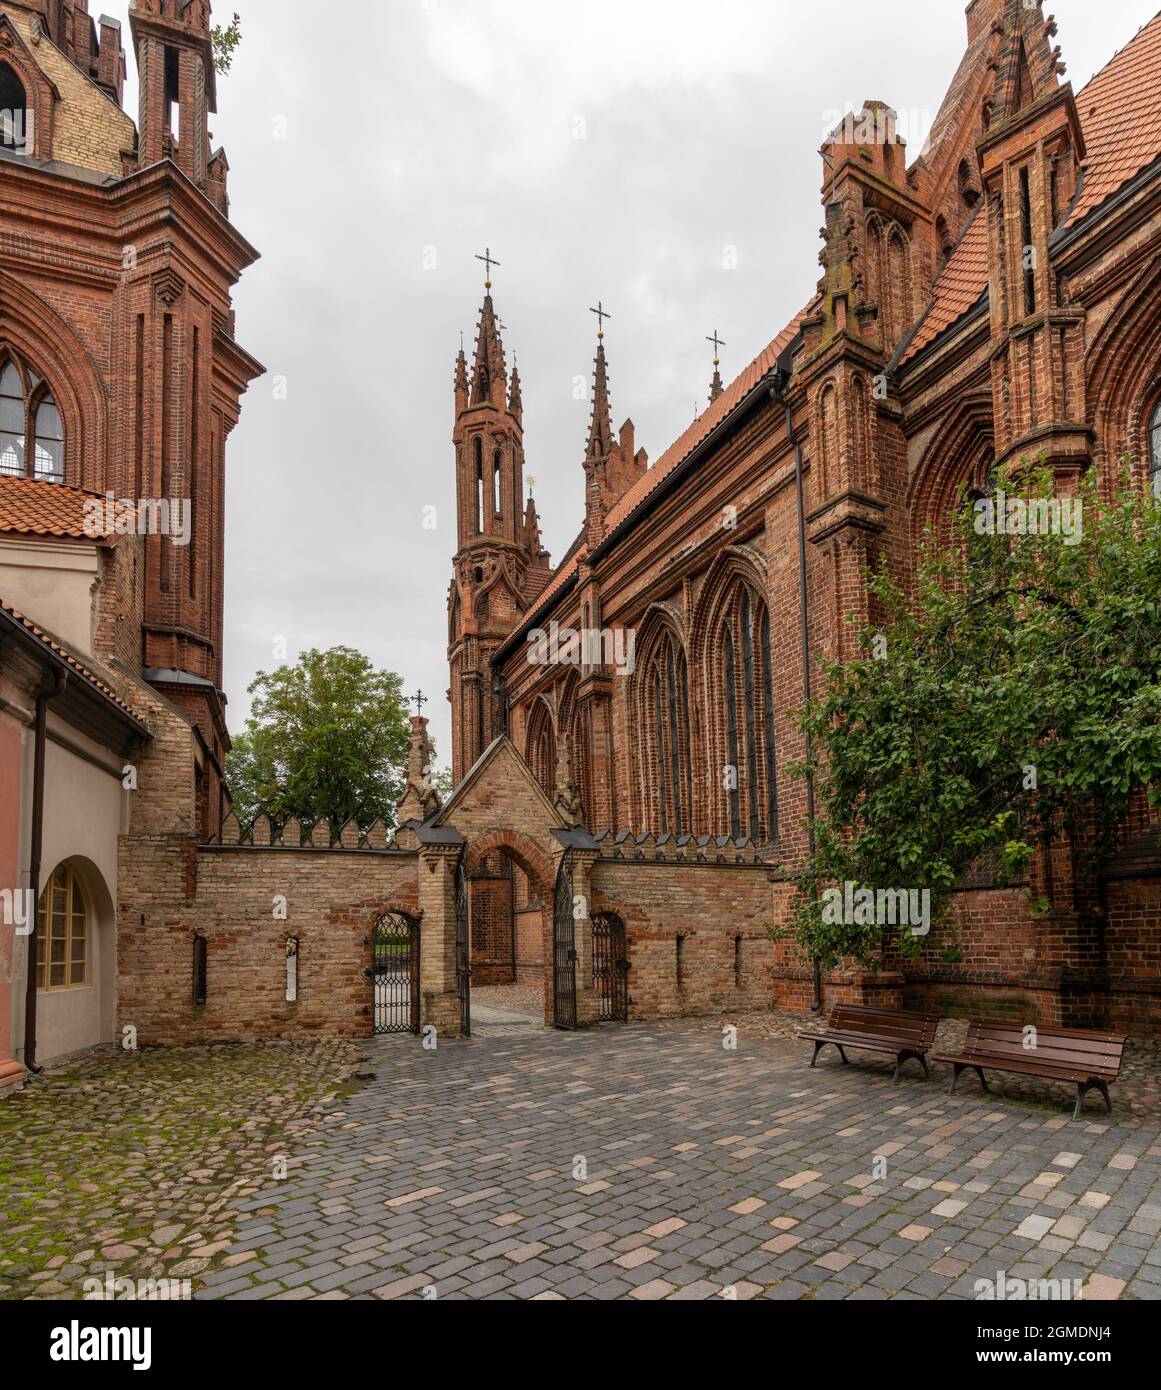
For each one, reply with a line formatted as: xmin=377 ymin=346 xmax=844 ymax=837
xmin=34 ymin=857 xmax=114 ymax=1061
xmin=592 ymin=912 xmax=630 ymax=1022
xmin=462 ymin=831 xmax=557 ymax=1026
xmin=371 ymin=909 xmax=420 ymax=1035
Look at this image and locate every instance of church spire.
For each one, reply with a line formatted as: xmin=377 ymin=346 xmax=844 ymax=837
xmin=585 ymin=302 xmax=614 ymax=461
xmin=706 ymin=330 xmax=726 ymax=406
xmin=470 ymin=293 xmax=507 ymax=408
xmin=454 ymin=336 xmax=469 ymax=413
xmin=508 ymin=358 xmax=523 ymax=425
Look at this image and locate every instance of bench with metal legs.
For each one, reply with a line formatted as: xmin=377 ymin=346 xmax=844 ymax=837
xmin=801 ymin=1005 xmax=940 ymax=1083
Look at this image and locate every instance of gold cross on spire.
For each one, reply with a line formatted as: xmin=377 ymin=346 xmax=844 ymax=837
xmin=589 ymin=301 xmax=612 ymax=340
xmin=706 ymin=329 xmax=726 ymax=367
xmin=475 ymin=246 xmax=501 ymax=290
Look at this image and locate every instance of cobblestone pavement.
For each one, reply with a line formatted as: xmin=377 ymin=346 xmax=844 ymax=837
xmin=197 ymin=1019 xmax=1161 ymax=1302
xmin=0 ymin=1041 xmax=361 ymax=1301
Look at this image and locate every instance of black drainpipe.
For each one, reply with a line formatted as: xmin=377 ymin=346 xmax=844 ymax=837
xmin=770 ymin=372 xmax=822 ymax=1012
xmin=23 ymin=669 xmax=68 ymax=1074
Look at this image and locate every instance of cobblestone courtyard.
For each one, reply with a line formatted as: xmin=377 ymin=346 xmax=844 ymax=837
xmin=3 ymin=1006 xmax=1160 ymax=1303
xmin=204 ymin=1009 xmax=1161 ymax=1302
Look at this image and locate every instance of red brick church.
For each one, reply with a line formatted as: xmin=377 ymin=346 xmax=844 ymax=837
xmin=446 ymin=0 xmax=1161 ymax=1033
xmin=1 ymin=0 xmax=1160 ymax=1082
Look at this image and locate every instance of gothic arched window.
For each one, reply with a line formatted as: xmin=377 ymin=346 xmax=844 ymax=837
xmin=0 ymin=351 xmax=64 ymax=483
xmin=0 ymin=63 xmax=28 ymax=152
xmin=631 ymin=621 xmax=692 ymax=836
xmin=493 ymin=448 xmax=503 ymax=517
xmin=713 ymin=580 xmax=778 ymax=844
xmin=34 ymin=396 xmax=64 ymax=481
xmin=525 ymin=699 xmax=555 ymax=801
xmin=1150 ymin=398 xmax=1161 ymax=492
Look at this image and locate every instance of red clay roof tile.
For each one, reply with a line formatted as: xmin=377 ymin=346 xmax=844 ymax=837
xmin=0 ymin=599 xmax=141 ymax=721
xmin=902 ymin=12 xmax=1161 ymax=365
xmin=0 ymin=476 xmax=112 ymax=539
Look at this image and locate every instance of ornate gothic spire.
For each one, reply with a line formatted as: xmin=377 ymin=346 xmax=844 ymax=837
xmin=508 ymin=359 xmax=523 ymax=424
xmin=454 ymin=338 xmax=469 ymax=412
xmin=470 ymin=294 xmax=508 ymax=408
xmin=586 ymin=340 xmax=614 ymax=460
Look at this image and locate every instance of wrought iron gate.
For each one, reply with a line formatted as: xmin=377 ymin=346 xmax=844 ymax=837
xmin=592 ymin=913 xmax=629 ymax=1022
xmin=552 ymin=850 xmax=578 ymax=1029
xmin=372 ymin=910 xmax=419 ymax=1035
xmin=455 ymin=850 xmax=471 ymax=1037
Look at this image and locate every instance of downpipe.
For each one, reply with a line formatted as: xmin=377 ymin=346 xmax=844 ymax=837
xmin=22 ymin=669 xmax=68 ymax=1073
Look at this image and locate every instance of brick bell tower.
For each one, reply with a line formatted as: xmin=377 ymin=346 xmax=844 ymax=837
xmin=447 ymin=263 xmax=542 ymax=783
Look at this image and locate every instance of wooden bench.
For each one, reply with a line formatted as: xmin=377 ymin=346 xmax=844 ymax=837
xmin=799 ymin=1004 xmax=940 ymax=1082
xmin=934 ymin=1021 xmax=1127 ymax=1120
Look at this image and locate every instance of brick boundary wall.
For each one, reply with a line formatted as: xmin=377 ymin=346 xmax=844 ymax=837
xmin=590 ymin=859 xmax=778 ymax=1019
xmin=120 ymin=838 xmax=420 ymax=1045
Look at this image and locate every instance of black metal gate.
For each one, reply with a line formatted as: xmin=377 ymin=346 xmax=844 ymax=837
xmin=552 ymin=850 xmax=578 ymax=1029
xmin=592 ymin=913 xmax=629 ymax=1022
xmin=372 ymin=910 xmax=419 ymax=1035
xmin=455 ymin=850 xmax=471 ymax=1037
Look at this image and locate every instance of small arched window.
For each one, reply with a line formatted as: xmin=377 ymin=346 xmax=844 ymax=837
xmin=0 ymin=63 xmax=28 ymax=152
xmin=0 ymin=351 xmax=64 ymax=482
xmin=36 ymin=863 xmax=88 ymax=991
xmin=1150 ymin=398 xmax=1161 ymax=493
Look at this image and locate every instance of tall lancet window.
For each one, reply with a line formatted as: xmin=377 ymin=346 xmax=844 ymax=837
xmin=713 ymin=579 xmax=778 ymax=844
xmin=473 ymin=437 xmax=484 ymax=533
xmin=723 ymin=627 xmax=741 ymax=840
xmin=493 ymin=448 xmax=503 ymax=518
xmin=631 ymin=622 xmax=692 ymax=836
xmin=0 ymin=351 xmax=65 ymax=483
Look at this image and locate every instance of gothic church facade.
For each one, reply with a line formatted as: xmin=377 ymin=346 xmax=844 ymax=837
xmin=448 ymin=0 xmax=1161 ymax=1034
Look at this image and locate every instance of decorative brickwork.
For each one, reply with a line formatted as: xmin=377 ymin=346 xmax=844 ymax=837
xmin=443 ymin=1 xmax=1161 ymax=1040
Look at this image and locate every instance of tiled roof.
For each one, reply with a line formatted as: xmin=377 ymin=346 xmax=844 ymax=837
xmin=1068 ymin=11 xmax=1161 ymax=224
xmin=0 ymin=599 xmax=142 ymax=722
xmin=902 ymin=12 xmax=1161 ymax=366
xmin=0 ymin=476 xmax=112 ymax=539
xmin=509 ymin=309 xmax=809 ymax=642
xmin=603 ymin=311 xmax=808 ymax=536
xmin=899 ymin=212 xmax=989 ymax=362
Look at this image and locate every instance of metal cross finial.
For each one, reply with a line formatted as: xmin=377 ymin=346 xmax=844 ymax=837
xmin=706 ymin=329 xmax=726 ymax=366
xmin=526 ymin=474 xmax=537 ymax=497
xmin=475 ymin=246 xmax=501 ymax=289
xmin=410 ymin=689 xmax=429 ymax=718
xmin=589 ymin=301 xmax=612 ymax=340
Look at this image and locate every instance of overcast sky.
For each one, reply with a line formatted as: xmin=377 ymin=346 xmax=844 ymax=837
xmin=105 ymin=0 xmax=1160 ymax=768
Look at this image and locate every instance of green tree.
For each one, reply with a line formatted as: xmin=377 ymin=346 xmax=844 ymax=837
xmin=786 ymin=460 xmax=1161 ymax=968
xmin=226 ymin=646 xmax=413 ymax=832
xmin=211 ymin=12 xmax=242 ymax=75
